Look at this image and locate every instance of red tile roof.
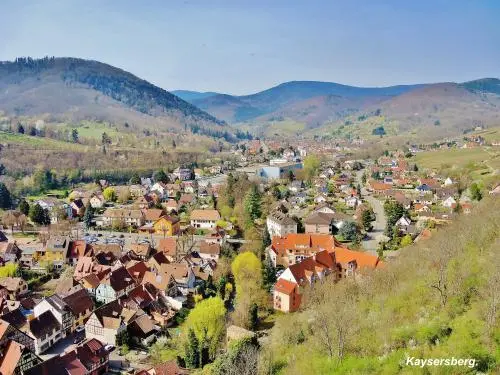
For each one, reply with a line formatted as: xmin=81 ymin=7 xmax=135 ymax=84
xmin=274 ymin=279 xmax=297 ymax=295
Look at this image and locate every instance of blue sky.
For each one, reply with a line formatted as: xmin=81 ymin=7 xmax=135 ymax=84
xmin=1 ymin=0 xmax=499 ymax=94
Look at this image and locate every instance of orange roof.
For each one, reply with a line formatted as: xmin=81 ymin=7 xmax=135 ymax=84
xmin=369 ymin=181 xmax=392 ymax=191
xmin=274 ymin=279 xmax=297 ymax=295
xmin=332 ymin=248 xmax=381 ymax=269
xmin=158 ymin=238 xmax=177 ymax=257
xmin=0 ymin=340 xmax=23 ymax=375
xmin=271 ymin=233 xmax=340 ymax=257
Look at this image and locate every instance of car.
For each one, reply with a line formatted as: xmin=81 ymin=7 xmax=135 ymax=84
xmin=74 ymin=336 xmax=85 ymax=344
xmin=75 ymin=325 xmax=85 ymax=333
xmin=105 ymin=344 xmax=116 ymax=352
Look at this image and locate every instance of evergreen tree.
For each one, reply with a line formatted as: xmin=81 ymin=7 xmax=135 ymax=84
xmin=0 ymin=183 xmax=12 ymax=209
xmin=185 ymin=329 xmax=200 ymax=368
xmin=101 ymin=132 xmax=111 ymax=145
xmin=154 ymin=169 xmax=169 ymax=184
xmin=17 ymin=123 xmax=24 ymax=134
xmin=361 ymin=208 xmax=375 ymax=231
xmin=172 ymin=139 xmax=177 ymax=149
xmin=217 ymin=276 xmax=226 ymax=300
xmin=262 ymin=256 xmax=276 ymax=292
xmin=29 ymin=204 xmax=51 ymax=225
xmin=130 ymin=173 xmax=141 ymax=185
xmin=470 ymin=183 xmax=482 ymax=201
xmin=0 ymin=164 xmax=5 ymax=176
xmin=19 ymin=199 xmax=30 ymax=216
xmin=248 ymin=303 xmax=259 ymax=331
xmin=71 ymin=129 xmax=79 ymax=143
xmin=83 ymin=204 xmax=94 ymax=229
xmin=244 ymin=185 xmax=262 ymax=224
xmin=262 ymin=226 xmax=271 ymax=248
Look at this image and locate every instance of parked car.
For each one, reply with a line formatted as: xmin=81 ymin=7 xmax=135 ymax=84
xmin=75 ymin=325 xmax=85 ymax=333
xmin=105 ymin=344 xmax=116 ymax=352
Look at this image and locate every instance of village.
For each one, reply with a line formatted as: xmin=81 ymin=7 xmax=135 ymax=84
xmin=0 ymin=138 xmax=498 ymax=375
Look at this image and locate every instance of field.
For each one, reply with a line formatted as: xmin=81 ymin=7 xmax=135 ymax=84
xmin=415 ymin=146 xmax=500 ymax=189
xmin=414 ymin=147 xmax=493 ymax=169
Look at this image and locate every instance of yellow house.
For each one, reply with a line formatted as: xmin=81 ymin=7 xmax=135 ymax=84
xmin=34 ymin=237 xmax=69 ymax=270
xmin=153 ymin=216 xmax=180 ymax=236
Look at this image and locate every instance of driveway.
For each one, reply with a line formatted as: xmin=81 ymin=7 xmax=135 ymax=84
xmin=356 ymin=170 xmax=387 ymax=253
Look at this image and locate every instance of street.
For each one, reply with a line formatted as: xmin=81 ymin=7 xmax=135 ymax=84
xmin=356 ymin=170 xmax=387 ymax=253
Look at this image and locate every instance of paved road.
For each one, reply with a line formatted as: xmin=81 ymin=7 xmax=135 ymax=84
xmin=356 ymin=170 xmax=388 ymax=253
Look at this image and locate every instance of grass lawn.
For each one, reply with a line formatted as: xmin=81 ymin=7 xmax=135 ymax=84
xmin=414 ymin=147 xmax=493 ymax=169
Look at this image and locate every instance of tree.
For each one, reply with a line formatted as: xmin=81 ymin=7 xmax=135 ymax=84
xmin=248 ymin=303 xmax=259 ymax=331
xmin=17 ymin=123 xmax=24 ymax=134
xmin=130 ymin=173 xmax=141 ymax=185
xmin=71 ymin=129 xmax=79 ymax=143
xmin=262 ymin=256 xmax=276 ymax=292
xmin=244 ymin=185 xmax=262 ymax=225
xmin=19 ymin=200 xmax=30 ymax=216
xmin=183 ymin=297 xmax=226 ymax=361
xmin=29 ymin=204 xmax=51 ymax=226
xmin=2 ymin=211 xmax=18 ymax=233
xmin=470 ymin=183 xmax=482 ymax=201
xmin=172 ymin=139 xmax=177 ymax=149
xmin=0 ymin=183 xmax=12 ymax=209
xmin=361 ymin=208 xmax=375 ymax=232
xmin=175 ymin=191 xmax=182 ymax=202
xmin=288 ymin=170 xmax=295 ymax=182
xmin=117 ymin=188 xmax=130 ymax=203
xmin=304 ymin=155 xmax=320 ymax=180
xmin=232 ymin=252 xmax=265 ymax=329
xmin=262 ymin=226 xmax=271 ymax=248
xmin=154 ymin=169 xmax=169 ymax=184
xmin=292 ymin=215 xmax=304 ymax=233
xmin=400 ymin=234 xmax=413 ymax=247
xmin=103 ymin=187 xmax=116 ymax=202
xmin=339 ymin=221 xmax=359 ymax=242
xmin=272 ymin=186 xmax=281 ymax=200
xmin=101 ymin=132 xmax=111 ymax=145
xmin=185 ymin=329 xmax=200 ymax=368
xmin=83 ymin=204 xmax=94 ymax=229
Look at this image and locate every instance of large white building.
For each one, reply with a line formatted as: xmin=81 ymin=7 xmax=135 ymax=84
xmin=266 ymin=212 xmax=297 ymax=238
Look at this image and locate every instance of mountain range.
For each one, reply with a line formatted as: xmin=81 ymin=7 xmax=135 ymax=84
xmin=174 ymin=78 xmax=500 ymax=138
xmin=0 ymin=57 xmax=225 ymax=138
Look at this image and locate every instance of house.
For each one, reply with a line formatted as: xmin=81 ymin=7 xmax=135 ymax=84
xmin=85 ymin=300 xmax=139 ymax=346
xmin=152 ymin=216 xmax=180 ymax=236
xmin=95 ymin=267 xmax=136 ymax=304
xmin=62 ymin=288 xmax=94 ymax=331
xmin=0 ymin=242 xmax=21 ymax=263
xmin=28 ymin=310 xmax=62 ymax=354
xmin=75 ymin=338 xmax=110 ymax=374
xmin=33 ymin=295 xmax=74 ymax=337
xmin=489 ymin=185 xmax=500 ymax=195
xmin=289 ymin=180 xmax=304 ymax=193
xmin=190 ymin=209 xmax=221 ymax=230
xmin=101 ymin=208 xmax=145 ymax=228
xmin=266 ymin=212 xmax=297 ymax=238
xmin=35 ymin=237 xmax=70 ymax=270
xmin=127 ymin=314 xmax=159 ymax=347
xmin=89 ymin=195 xmax=105 ymax=209
xmin=157 ymin=238 xmax=179 ymax=262
xmin=0 ymin=278 xmax=28 ymax=300
xmin=198 ymin=241 xmax=221 ymax=262
xmin=274 ymin=247 xmax=382 ymax=312
xmin=70 ymin=199 xmax=86 ymax=217
xmin=143 ymin=209 xmax=165 ymax=226
xmin=395 ymin=216 xmax=414 ymax=234
xmin=313 ymin=203 xmax=335 ymax=214
xmin=273 ymin=279 xmax=301 ymax=313
xmin=443 ymin=177 xmax=454 ymax=186
xmin=127 ymin=243 xmax=152 ymax=260
xmin=345 ymin=195 xmax=360 ymax=208
xmin=442 ymin=196 xmax=457 ymax=208
xmin=314 ymin=194 xmax=327 ymax=204
xmin=156 ymin=263 xmax=195 ymax=294
xmin=268 ymin=233 xmax=342 ymax=267
xmin=0 ymin=339 xmax=42 ymax=375
xmin=257 ymin=162 xmax=303 ymax=180
xmin=74 ymin=256 xmax=110 ymax=281
xmin=66 ymin=240 xmax=93 ymax=266
xmin=137 ymin=361 xmax=189 ymax=375
xmin=304 ymin=212 xmax=335 ymax=234
xmin=173 ymin=168 xmax=192 ymax=181
xmin=163 ymin=200 xmax=179 ymax=213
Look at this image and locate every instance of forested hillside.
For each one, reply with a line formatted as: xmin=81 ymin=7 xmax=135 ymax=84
xmin=260 ymin=196 xmax=499 ymax=374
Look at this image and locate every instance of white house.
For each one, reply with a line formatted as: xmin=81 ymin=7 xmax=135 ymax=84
xmin=190 ymin=209 xmax=220 ymax=230
xmin=442 ymin=196 xmax=457 ymax=208
xmin=33 ymin=295 xmax=74 ymax=338
xmin=443 ymin=177 xmax=454 ymax=186
xmin=266 ymin=212 xmax=297 ymax=238
xmin=345 ymin=196 xmax=361 ymax=208
xmin=28 ymin=310 xmax=62 ymax=354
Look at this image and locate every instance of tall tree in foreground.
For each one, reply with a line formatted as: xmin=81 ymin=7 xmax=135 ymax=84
xmin=244 ymin=184 xmax=262 ymax=226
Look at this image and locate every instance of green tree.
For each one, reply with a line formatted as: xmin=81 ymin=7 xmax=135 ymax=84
xmin=304 ymin=155 xmax=320 ymax=180
xmin=272 ymin=186 xmax=281 ymax=200
xmin=101 ymin=132 xmax=111 ymax=145
xmin=175 ymin=191 xmax=182 ymax=202
xmin=361 ymin=208 xmax=375 ymax=231
xmin=262 ymin=256 xmax=276 ymax=292
xmin=248 ymin=303 xmax=259 ymax=331
xmin=183 ymin=297 xmax=226 ymax=361
xmin=262 ymin=226 xmax=271 ymax=248
xmin=17 ymin=123 xmax=24 ymax=134
xmin=154 ymin=169 xmax=169 ymax=184
xmin=71 ymin=128 xmax=79 ymax=143
xmin=130 ymin=173 xmax=141 ymax=185
xmin=400 ymin=234 xmax=413 ymax=247
xmin=185 ymin=329 xmax=200 ymax=368
xmin=103 ymin=187 xmax=116 ymax=202
xmin=18 ymin=200 xmax=30 ymax=216
xmin=339 ymin=220 xmax=359 ymax=241
xmin=470 ymin=183 xmax=482 ymax=201
xmin=29 ymin=204 xmax=51 ymax=225
xmin=0 ymin=183 xmax=12 ymax=209
xmin=244 ymin=185 xmax=262 ymax=225
xmin=288 ymin=170 xmax=295 ymax=182
xmin=83 ymin=203 xmax=94 ymax=229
